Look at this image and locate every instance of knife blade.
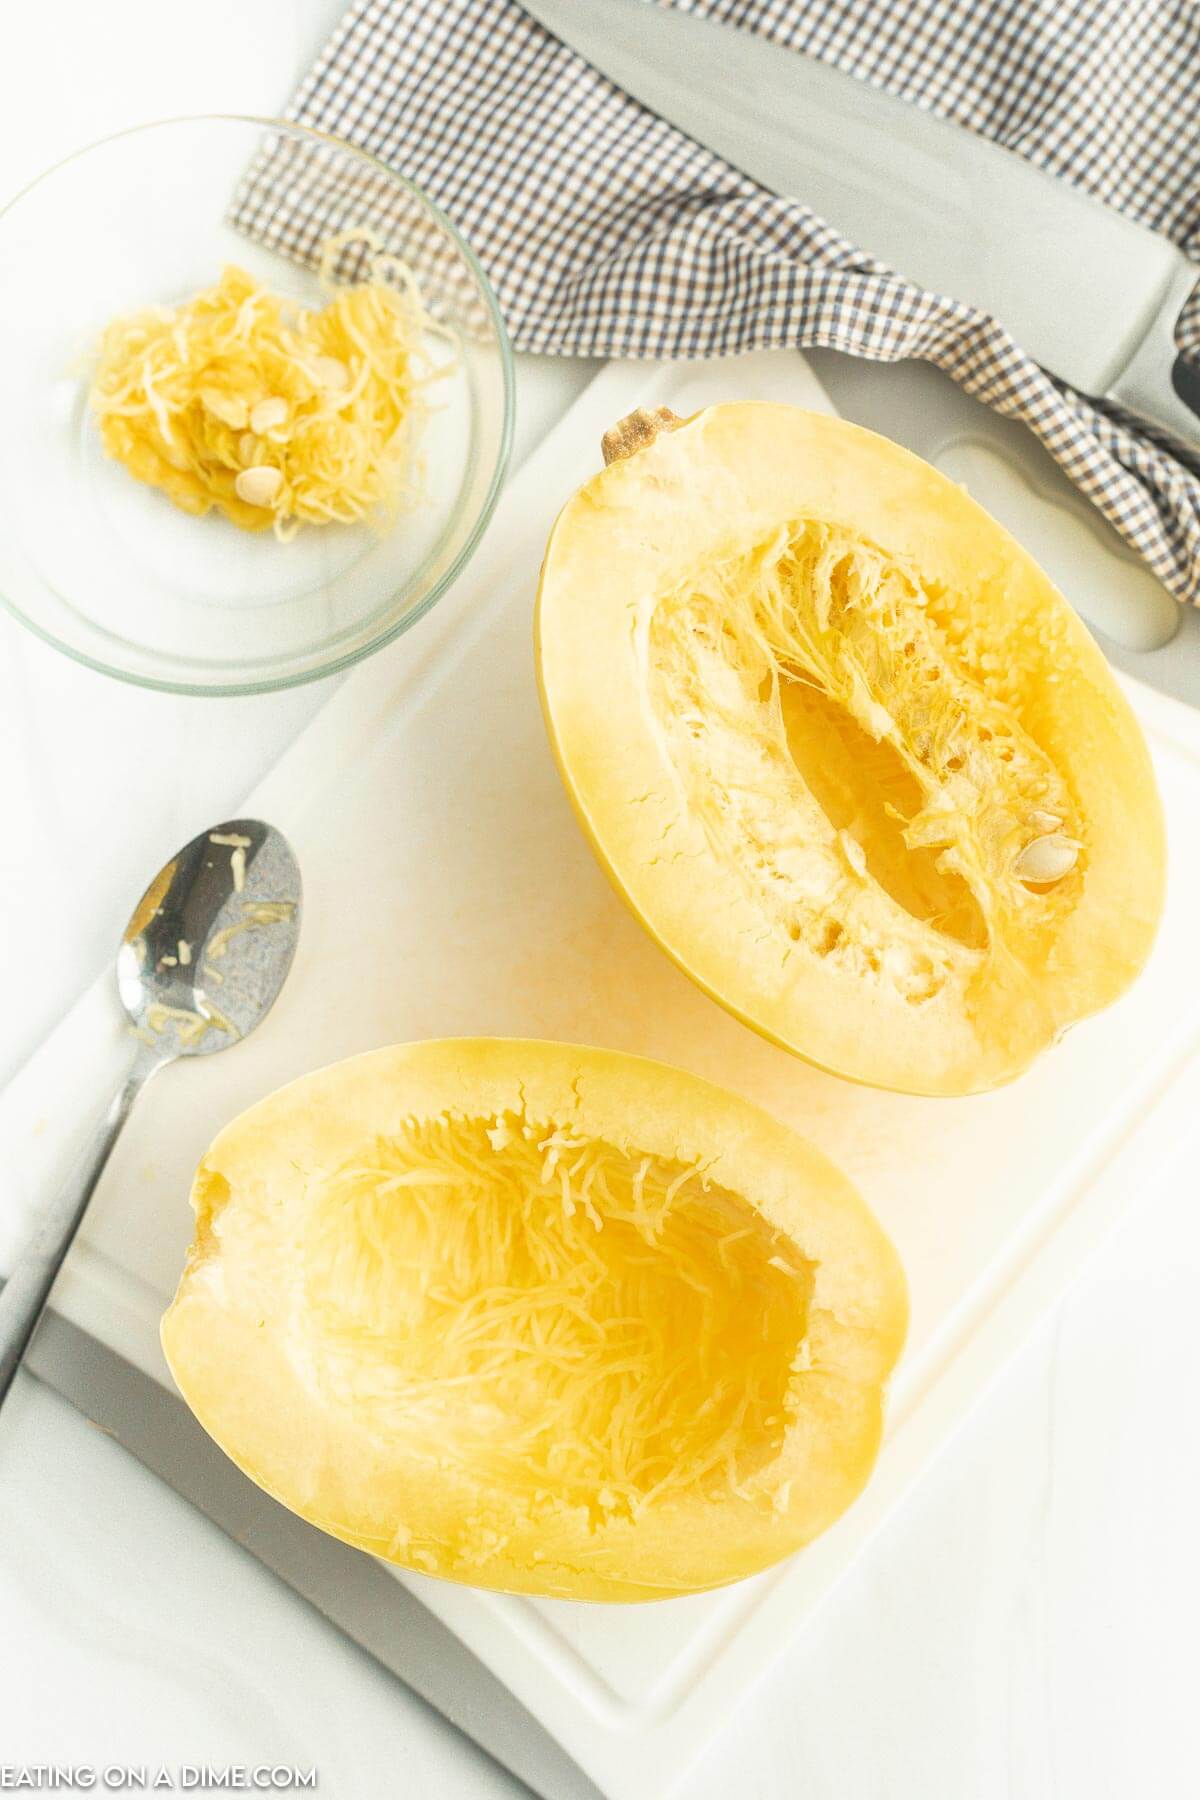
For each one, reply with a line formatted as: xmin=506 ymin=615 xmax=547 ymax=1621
xmin=20 ymin=1306 xmax=605 ymax=1800
xmin=519 ymin=0 xmax=1200 ymax=449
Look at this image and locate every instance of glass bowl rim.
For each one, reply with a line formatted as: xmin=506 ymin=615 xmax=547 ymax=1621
xmin=0 ymin=112 xmax=516 ymax=697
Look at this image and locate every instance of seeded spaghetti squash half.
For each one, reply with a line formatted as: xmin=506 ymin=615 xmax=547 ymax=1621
xmin=536 ymin=405 xmax=1165 ymax=1096
xmin=161 ymin=1039 xmax=906 ymax=1601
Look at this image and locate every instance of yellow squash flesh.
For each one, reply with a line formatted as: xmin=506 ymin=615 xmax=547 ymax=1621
xmin=536 ymin=404 xmax=1165 ymax=1096
xmin=162 ymin=1039 xmax=906 ymax=1601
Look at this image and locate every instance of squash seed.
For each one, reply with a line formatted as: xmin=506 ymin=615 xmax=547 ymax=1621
xmin=313 ymin=354 xmax=350 ymax=391
xmin=250 ymin=396 xmax=289 ymax=435
xmin=235 ymin=465 xmax=284 ymax=508
xmin=1013 ymin=833 xmax=1078 ymax=884
xmin=838 ymin=829 xmax=867 ymax=878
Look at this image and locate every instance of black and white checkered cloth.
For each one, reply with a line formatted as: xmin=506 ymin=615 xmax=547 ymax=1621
xmin=261 ymin=0 xmax=1200 ymax=605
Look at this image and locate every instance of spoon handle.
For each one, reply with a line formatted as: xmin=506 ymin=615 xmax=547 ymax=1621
xmin=0 ymin=1054 xmax=155 ymax=1408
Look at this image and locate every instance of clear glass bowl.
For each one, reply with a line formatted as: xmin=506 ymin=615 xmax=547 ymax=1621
xmin=0 ymin=116 xmax=514 ymax=694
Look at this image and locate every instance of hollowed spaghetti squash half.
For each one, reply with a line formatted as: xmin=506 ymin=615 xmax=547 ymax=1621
xmin=161 ymin=1039 xmax=906 ymax=1601
xmin=536 ymin=405 xmax=1164 ymax=1096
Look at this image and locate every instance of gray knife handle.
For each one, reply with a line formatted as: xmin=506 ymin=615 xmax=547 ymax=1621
xmin=0 ymin=1053 xmax=153 ymax=1406
xmin=1106 ymin=261 xmax=1200 ymax=447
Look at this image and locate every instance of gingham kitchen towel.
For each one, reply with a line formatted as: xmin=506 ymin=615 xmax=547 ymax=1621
xmin=248 ymin=0 xmax=1200 ymax=605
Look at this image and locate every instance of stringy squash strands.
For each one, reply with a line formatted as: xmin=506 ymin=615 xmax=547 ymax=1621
xmin=88 ymin=230 xmax=447 ymax=538
xmin=161 ymin=1040 xmax=906 ymax=1602
xmin=535 ymin=404 xmax=1165 ymax=1097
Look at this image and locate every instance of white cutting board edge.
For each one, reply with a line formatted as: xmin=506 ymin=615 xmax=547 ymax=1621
xmin=6 ymin=352 xmax=1200 ymax=1800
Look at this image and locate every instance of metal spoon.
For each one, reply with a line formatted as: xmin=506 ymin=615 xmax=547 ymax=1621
xmin=0 ymin=818 xmax=301 ymax=1407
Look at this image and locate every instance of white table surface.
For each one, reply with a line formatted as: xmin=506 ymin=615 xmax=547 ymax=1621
xmin=2 ymin=6 xmax=1197 ymax=1796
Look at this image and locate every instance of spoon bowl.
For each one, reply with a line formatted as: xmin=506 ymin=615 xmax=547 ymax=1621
xmin=117 ymin=819 xmax=301 ymax=1060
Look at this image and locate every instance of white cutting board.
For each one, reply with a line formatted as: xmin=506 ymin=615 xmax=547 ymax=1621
xmin=6 ymin=353 xmax=1200 ymax=1800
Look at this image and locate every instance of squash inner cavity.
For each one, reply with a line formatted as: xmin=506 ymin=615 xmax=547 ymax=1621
xmin=298 ymin=1111 xmax=812 ymax=1521
xmin=647 ymin=521 xmax=1081 ymax=1001
xmin=777 ymin=681 xmax=988 ymax=950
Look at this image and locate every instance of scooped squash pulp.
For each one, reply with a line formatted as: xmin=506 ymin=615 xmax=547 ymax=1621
xmin=536 ymin=405 xmax=1165 ymax=1096
xmin=89 ymin=233 xmax=439 ymax=537
xmin=161 ymin=1039 xmax=906 ymax=1601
